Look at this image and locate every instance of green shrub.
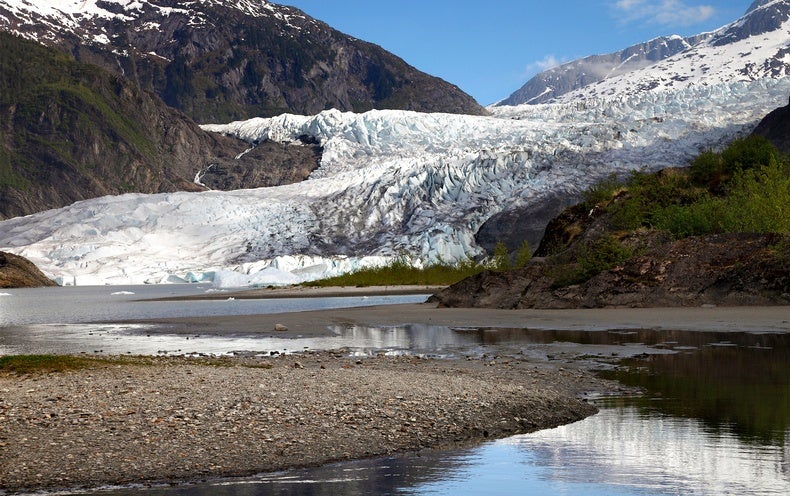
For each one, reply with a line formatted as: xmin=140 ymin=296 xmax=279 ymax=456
xmin=577 ymin=235 xmax=634 ymax=278
xmin=653 ymin=199 xmax=723 ymax=237
xmin=690 ymin=135 xmax=780 ymax=189
xmin=490 ymin=241 xmax=511 ymax=272
xmin=720 ymin=161 xmax=790 ymax=233
xmin=655 ymin=160 xmax=790 ymax=237
xmin=581 ymin=173 xmax=623 ymax=209
xmin=551 ymin=235 xmax=634 ymax=287
xmin=514 ymin=240 xmax=533 ymax=268
xmin=608 ymin=169 xmax=703 ymax=230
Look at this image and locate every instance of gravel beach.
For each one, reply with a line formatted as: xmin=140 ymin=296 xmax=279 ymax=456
xmin=0 ymin=352 xmax=608 ymax=494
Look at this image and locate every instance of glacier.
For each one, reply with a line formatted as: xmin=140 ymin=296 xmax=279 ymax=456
xmin=1 ymin=78 xmax=789 ymax=287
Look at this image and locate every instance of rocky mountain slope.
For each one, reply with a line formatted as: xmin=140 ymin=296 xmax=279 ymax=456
xmin=0 ymin=32 xmax=321 ymax=219
xmin=0 ymin=1 xmax=485 ymax=122
xmin=500 ymin=0 xmax=790 ymax=106
xmin=0 ymin=251 xmax=56 ymax=287
xmin=753 ymin=97 xmax=790 ymax=153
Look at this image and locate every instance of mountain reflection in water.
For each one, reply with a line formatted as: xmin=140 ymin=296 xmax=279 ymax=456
xmin=88 ymin=327 xmax=789 ymax=496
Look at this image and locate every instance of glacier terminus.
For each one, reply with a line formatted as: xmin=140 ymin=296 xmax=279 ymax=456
xmin=1 ymin=78 xmax=788 ymax=286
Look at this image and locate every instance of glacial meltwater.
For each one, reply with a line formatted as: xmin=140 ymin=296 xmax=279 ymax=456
xmin=1 ymin=286 xmax=788 ymax=495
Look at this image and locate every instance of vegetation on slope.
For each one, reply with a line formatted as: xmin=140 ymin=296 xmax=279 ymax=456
xmin=431 ymin=135 xmax=790 ymax=308
xmin=304 ymin=258 xmax=485 ymax=287
xmin=0 ymin=32 xmax=322 ymax=219
xmin=543 ymin=135 xmax=789 ymax=284
xmin=0 ymin=32 xmax=199 ymax=218
xmin=583 ymin=135 xmax=789 ymax=237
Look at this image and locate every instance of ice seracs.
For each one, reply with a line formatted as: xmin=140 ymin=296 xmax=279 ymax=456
xmin=1 ymin=77 xmax=788 ymax=286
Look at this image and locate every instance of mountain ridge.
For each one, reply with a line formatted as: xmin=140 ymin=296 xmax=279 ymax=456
xmin=0 ymin=31 xmax=321 ymax=219
xmin=499 ymin=0 xmax=790 ymax=106
xmin=0 ymin=0 xmax=486 ymax=122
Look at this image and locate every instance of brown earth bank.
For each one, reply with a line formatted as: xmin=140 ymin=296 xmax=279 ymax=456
xmin=0 ymin=353 xmax=606 ymax=494
xmin=0 ymin=252 xmax=56 ymax=289
xmin=430 ymin=233 xmax=790 ymax=309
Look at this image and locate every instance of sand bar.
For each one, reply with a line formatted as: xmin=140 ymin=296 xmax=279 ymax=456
xmin=128 ymin=299 xmax=790 ymax=336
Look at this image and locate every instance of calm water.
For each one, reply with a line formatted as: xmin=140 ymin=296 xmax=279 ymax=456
xmin=0 ymin=285 xmax=428 ymax=355
xmin=1 ymin=286 xmax=788 ymax=495
xmin=93 ymin=402 xmax=789 ymax=496
xmin=0 ymin=285 xmax=428 ymax=327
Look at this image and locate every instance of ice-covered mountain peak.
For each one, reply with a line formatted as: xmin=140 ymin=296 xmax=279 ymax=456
xmin=747 ymin=0 xmax=785 ymax=14
xmin=500 ymin=0 xmax=790 ymax=106
xmin=545 ymin=0 xmax=790 ymax=104
xmin=0 ymin=0 xmax=307 ymax=44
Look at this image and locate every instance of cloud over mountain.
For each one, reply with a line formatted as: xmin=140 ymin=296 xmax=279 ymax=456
xmin=614 ymin=0 xmax=716 ymax=27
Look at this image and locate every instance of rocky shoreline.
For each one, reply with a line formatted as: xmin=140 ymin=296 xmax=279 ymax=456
xmin=0 ymin=352 xmax=608 ymax=494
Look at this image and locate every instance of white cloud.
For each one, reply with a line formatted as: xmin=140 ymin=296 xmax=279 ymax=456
xmin=522 ymin=55 xmax=568 ymax=77
xmin=613 ymin=0 xmax=716 ymax=27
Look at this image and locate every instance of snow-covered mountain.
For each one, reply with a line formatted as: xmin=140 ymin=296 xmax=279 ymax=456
xmin=0 ymin=1 xmax=788 ymax=287
xmin=0 ymin=1 xmax=484 ymax=121
xmin=498 ymin=34 xmax=710 ymax=106
xmin=501 ymin=0 xmax=790 ymax=105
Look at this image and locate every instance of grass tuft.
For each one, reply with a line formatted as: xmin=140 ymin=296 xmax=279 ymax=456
xmin=0 ymin=355 xmax=102 ymax=374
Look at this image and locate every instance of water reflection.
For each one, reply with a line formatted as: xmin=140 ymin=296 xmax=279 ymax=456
xmin=509 ymin=403 xmax=790 ymax=496
xmin=332 ymin=324 xmax=688 ymax=360
xmin=87 ymin=402 xmax=789 ymax=496
xmin=599 ymin=333 xmax=790 ymax=446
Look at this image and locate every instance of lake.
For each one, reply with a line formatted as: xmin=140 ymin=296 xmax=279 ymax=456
xmin=1 ymin=286 xmax=788 ymax=495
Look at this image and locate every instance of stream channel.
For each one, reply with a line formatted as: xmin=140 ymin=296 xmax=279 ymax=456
xmin=1 ymin=286 xmax=788 ymax=495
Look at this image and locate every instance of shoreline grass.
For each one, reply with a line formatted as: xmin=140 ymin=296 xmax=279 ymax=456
xmin=0 ymin=354 xmax=275 ymax=374
xmin=303 ymin=258 xmax=485 ymax=287
xmin=0 ymin=354 xmax=107 ymax=374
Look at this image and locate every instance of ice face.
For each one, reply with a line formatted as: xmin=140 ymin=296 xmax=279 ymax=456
xmin=2 ymin=78 xmax=789 ymax=286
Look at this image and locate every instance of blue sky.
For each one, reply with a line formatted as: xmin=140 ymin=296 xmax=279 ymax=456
xmin=283 ymin=1 xmax=753 ymax=105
